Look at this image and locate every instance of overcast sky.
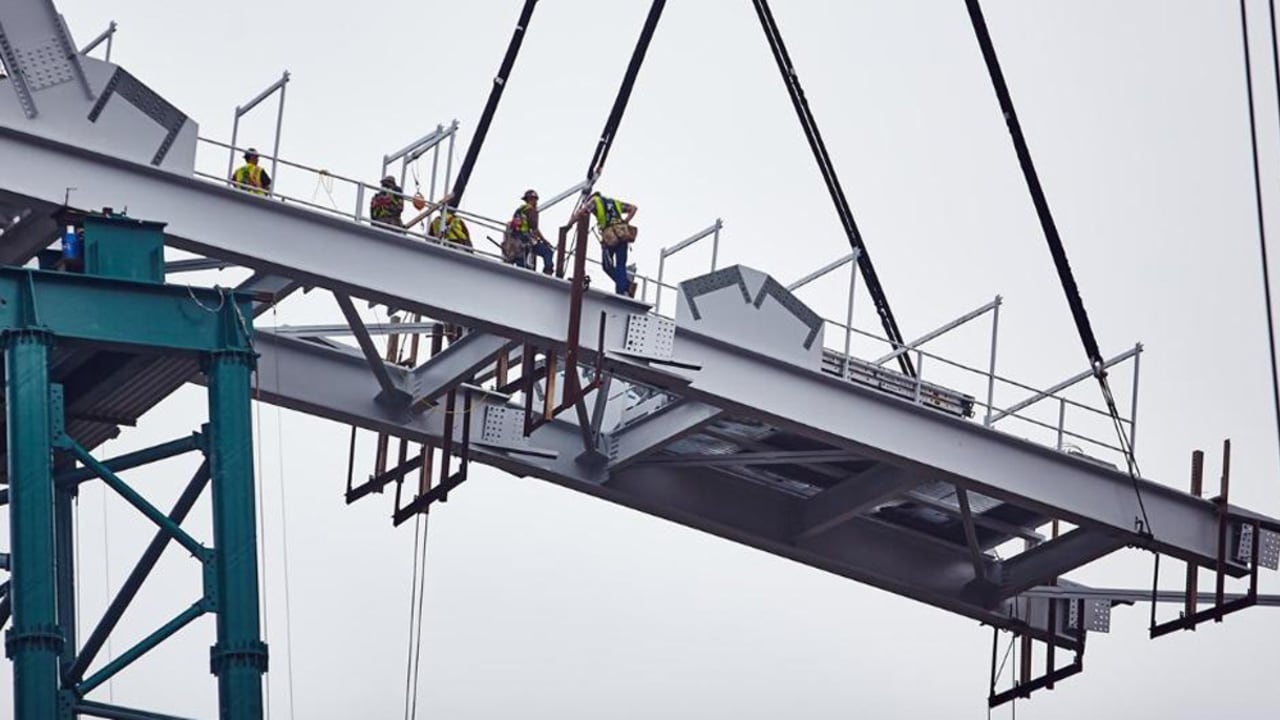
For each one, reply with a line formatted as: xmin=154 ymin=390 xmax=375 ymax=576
xmin=5 ymin=1 xmax=1280 ymax=718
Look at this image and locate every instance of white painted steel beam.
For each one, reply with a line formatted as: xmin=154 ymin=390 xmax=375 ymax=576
xmin=1 ymin=126 xmax=1274 ymax=572
xmin=247 ymin=330 xmax=1085 ymax=638
xmin=408 ymin=332 xmax=517 ymax=407
xmin=605 ymin=401 xmax=721 ymax=471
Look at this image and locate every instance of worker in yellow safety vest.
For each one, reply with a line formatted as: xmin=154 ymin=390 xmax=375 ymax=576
xmin=507 ymin=189 xmax=554 ymax=274
xmin=230 ymin=148 xmax=272 ymax=195
xmin=429 ymin=209 xmax=472 ymax=249
xmin=571 ymin=191 xmax=637 ymax=295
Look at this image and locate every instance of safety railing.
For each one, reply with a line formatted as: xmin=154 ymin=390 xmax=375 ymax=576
xmin=189 ymin=135 xmax=1140 ymax=467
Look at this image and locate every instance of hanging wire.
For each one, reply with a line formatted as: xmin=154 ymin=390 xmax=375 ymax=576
xmin=409 ymin=514 xmax=431 ymax=720
xmin=962 ymin=0 xmax=1152 ymax=536
xmin=252 ymin=356 xmax=273 ymax=720
xmin=270 ymin=305 xmax=299 ymax=720
xmin=401 ymin=514 xmax=425 ymax=720
xmin=311 ymin=171 xmax=340 ymax=211
xmin=1248 ymin=0 xmax=1280 ymax=479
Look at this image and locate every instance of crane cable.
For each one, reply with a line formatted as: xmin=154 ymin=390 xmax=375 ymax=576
xmin=449 ymin=0 xmax=540 ymax=207
xmin=750 ymin=0 xmax=917 ymax=377
xmin=1248 ymin=0 xmax=1280 ymax=479
xmin=962 ymin=0 xmax=1152 ymax=535
xmin=584 ymin=0 xmax=668 ymax=184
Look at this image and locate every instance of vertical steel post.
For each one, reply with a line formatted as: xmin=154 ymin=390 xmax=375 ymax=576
xmin=227 ymin=113 xmax=241 ymax=185
xmin=711 ymin=220 xmax=721 ymax=271
xmin=1129 ymin=343 xmax=1142 ymax=454
xmin=1186 ymin=450 xmax=1204 ymax=623
xmin=268 ymin=80 xmax=287 ymax=199
xmin=1214 ymin=439 xmax=1231 ymax=621
xmin=843 ymin=251 xmax=858 ymax=379
xmin=1055 ymin=398 xmax=1066 ymax=451
xmin=205 ymin=346 xmax=266 ymax=719
xmin=655 ymin=254 xmax=667 ymax=314
xmin=4 ymin=329 xmax=61 ymax=720
xmin=984 ymin=298 xmax=1001 ymax=425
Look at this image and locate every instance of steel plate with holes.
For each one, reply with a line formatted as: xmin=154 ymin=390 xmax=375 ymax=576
xmin=624 ymin=314 xmax=676 ymax=359
xmin=1260 ymin=528 xmax=1280 ymax=571
xmin=480 ymin=405 xmax=525 ymax=447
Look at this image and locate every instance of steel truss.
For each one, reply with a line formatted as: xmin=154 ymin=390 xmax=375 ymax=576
xmin=1 ymin=70 xmax=1279 ymax=712
xmin=0 ymin=266 xmax=265 ymax=719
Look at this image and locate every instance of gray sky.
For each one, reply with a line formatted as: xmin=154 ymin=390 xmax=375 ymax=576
xmin=5 ymin=0 xmax=1280 ymax=717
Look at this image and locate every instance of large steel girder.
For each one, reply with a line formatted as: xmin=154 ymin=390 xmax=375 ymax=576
xmin=249 ymin=331 xmax=1089 ymax=643
xmin=1 ymin=126 xmax=1275 ymax=572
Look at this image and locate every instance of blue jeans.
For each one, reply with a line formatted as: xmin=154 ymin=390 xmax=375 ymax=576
xmin=518 ymin=239 xmax=554 ymax=274
xmin=602 ymin=242 xmax=630 ymax=295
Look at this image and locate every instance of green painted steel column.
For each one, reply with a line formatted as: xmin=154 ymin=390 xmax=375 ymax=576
xmin=53 ymin=457 xmax=78 ymax=720
xmin=204 ymin=347 xmax=266 ymax=720
xmin=4 ymin=329 xmax=62 ymax=720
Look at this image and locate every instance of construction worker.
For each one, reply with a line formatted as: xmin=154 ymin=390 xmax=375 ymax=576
xmin=231 ymin=147 xmax=272 ymax=195
xmin=429 ymin=207 xmax=472 ymax=250
xmin=370 ymin=175 xmax=405 ymax=229
xmin=508 ymin=189 xmax=554 ymax=274
xmin=572 ymin=191 xmax=638 ymax=295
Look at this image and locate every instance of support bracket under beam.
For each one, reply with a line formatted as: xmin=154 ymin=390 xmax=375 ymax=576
xmin=333 ymin=292 xmax=411 ymax=406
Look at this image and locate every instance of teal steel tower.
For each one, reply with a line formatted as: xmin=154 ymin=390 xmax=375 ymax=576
xmin=2 ymin=214 xmax=266 ymax=719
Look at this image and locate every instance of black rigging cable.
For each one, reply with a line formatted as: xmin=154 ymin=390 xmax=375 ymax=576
xmin=751 ymin=0 xmax=916 ymax=377
xmin=585 ymin=0 xmax=668 ymax=181
xmin=962 ymin=0 xmax=1151 ymax=534
xmin=1252 ymin=0 xmax=1280 ymax=475
xmin=449 ymin=0 xmax=539 ymax=207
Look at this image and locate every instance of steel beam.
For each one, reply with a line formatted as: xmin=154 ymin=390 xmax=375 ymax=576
xmin=409 ymin=332 xmax=517 ymax=407
xmin=636 ymin=449 xmax=866 ymax=468
xmin=996 ymin=529 xmax=1129 ymax=601
xmin=248 ymin=332 xmax=1072 ymax=638
xmin=956 ymin=488 xmax=988 ymax=581
xmin=55 ymin=433 xmax=202 ymax=488
xmin=2 ymin=127 xmax=1270 ymax=570
xmin=797 ymin=464 xmax=923 ymax=539
xmin=1022 ymin=585 xmax=1280 ymax=607
xmin=67 ymin=463 xmax=210 ymax=685
xmin=4 ymin=328 xmax=60 ymax=719
xmin=0 ymin=127 xmax=646 ymax=351
xmin=204 ymin=348 xmax=266 ymax=719
xmin=75 ymin=700 xmax=198 ymax=720
xmin=605 ymin=401 xmax=722 ymax=471
xmin=597 ymin=344 xmax=1271 ymax=570
xmin=0 ymin=267 xmax=252 ymax=354
xmin=333 ymin=292 xmax=409 ymax=406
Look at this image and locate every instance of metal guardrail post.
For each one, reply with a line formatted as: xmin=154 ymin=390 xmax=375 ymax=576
xmin=1056 ymin=397 xmax=1066 ymax=450
xmin=984 ymin=296 xmax=1001 ymax=426
xmin=913 ymin=350 xmax=924 ymax=403
xmin=1129 ymin=342 xmax=1143 ymax=454
xmin=844 ymin=250 xmax=859 ymax=378
xmin=654 ymin=219 xmax=723 ymax=314
xmin=228 ymin=71 xmax=291 ymax=197
xmin=711 ymin=218 xmax=722 ymax=271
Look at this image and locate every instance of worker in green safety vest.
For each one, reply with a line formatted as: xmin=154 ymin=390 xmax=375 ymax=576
xmin=572 ymin=191 xmax=638 ymax=295
xmin=507 ymin=189 xmax=554 ymax=274
xmin=429 ymin=209 xmax=472 ymax=249
xmin=230 ymin=147 xmax=272 ymax=195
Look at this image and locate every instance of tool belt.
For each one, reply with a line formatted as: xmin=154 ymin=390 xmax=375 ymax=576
xmin=601 ymin=222 xmax=638 ymax=248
